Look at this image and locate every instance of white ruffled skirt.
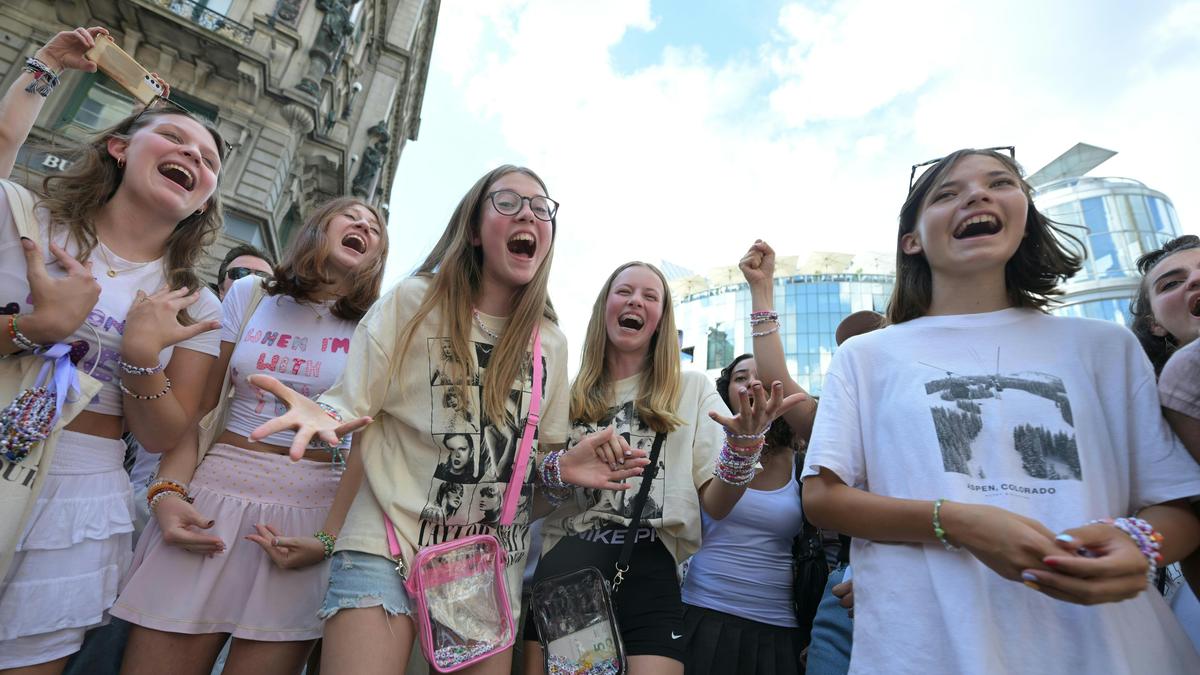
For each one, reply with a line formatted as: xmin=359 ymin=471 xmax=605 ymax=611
xmin=0 ymin=430 xmax=132 ymax=669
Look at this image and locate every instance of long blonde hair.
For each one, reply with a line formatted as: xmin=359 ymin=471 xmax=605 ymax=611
xmin=392 ymin=165 xmax=558 ymax=425
xmin=570 ymin=261 xmax=684 ymax=433
xmin=37 ymin=109 xmax=227 ymax=323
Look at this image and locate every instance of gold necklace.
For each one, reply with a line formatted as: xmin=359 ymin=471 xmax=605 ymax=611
xmin=96 ymin=240 xmax=156 ymax=278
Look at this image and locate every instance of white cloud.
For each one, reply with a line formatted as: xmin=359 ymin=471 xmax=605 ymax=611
xmin=389 ymin=0 xmax=1200 ymax=373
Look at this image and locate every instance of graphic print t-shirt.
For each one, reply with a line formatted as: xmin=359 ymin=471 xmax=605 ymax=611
xmin=0 ymin=190 xmax=220 ymax=415
xmin=802 ymin=308 xmax=1200 ymax=674
xmin=540 ymin=370 xmax=726 ymax=565
xmin=321 ymin=276 xmax=569 ymax=615
xmin=220 ymin=275 xmax=355 ymax=448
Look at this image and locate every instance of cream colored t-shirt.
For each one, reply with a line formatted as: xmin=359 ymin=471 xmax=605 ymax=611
xmin=319 ymin=276 xmax=569 ymax=611
xmin=540 ymin=370 xmax=726 ymax=565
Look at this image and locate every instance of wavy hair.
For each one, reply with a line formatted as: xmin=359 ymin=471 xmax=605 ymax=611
xmin=391 ymin=165 xmax=558 ymax=426
xmin=570 ymin=262 xmax=684 ymax=434
xmin=886 ymin=148 xmax=1083 ymax=324
xmin=268 ymin=196 xmax=388 ymax=321
xmin=36 ymin=109 xmax=226 ymax=323
xmin=1130 ymin=234 xmax=1200 ymax=374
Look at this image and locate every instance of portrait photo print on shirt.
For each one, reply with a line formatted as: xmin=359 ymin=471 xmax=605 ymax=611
xmin=920 ymin=353 xmax=1082 ymax=484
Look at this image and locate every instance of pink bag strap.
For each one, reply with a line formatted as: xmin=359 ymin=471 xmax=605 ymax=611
xmin=500 ymin=325 xmax=541 ymax=525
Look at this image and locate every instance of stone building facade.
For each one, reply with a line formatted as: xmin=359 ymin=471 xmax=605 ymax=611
xmin=0 ymin=0 xmax=439 ymax=277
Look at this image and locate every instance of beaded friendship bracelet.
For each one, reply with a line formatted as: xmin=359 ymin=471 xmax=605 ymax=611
xmin=713 ymin=440 xmax=762 ymax=486
xmin=8 ymin=315 xmax=44 ymax=352
xmin=1090 ymin=516 xmax=1163 ymax=584
xmin=316 ymin=401 xmax=344 ymax=422
xmin=314 ymin=530 xmax=337 ymax=559
xmin=933 ymin=498 xmax=960 ymax=551
xmin=751 ymin=324 xmax=781 ymax=338
xmin=119 ymin=376 xmax=172 ymax=400
xmin=149 ymin=489 xmax=190 ymax=513
xmin=22 ymin=56 xmax=60 ymax=97
xmin=724 ymin=425 xmax=769 ymax=442
xmin=118 ymin=358 xmax=165 ymax=376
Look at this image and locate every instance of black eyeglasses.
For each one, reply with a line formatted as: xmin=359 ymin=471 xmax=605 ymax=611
xmin=132 ymin=95 xmax=234 ymax=159
xmin=225 ymin=267 xmax=272 ymax=282
xmin=909 ymin=146 xmax=1016 ymax=192
xmin=486 ymin=190 xmax=559 ymax=221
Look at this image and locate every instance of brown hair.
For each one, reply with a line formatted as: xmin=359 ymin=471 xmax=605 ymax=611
xmin=886 ymin=148 xmax=1083 ymax=324
xmin=1130 ymin=234 xmax=1200 ymax=374
xmin=268 ymin=196 xmax=388 ymax=321
xmin=570 ymin=262 xmax=685 ymax=434
xmin=715 ymin=353 xmax=798 ymax=455
xmin=37 ymin=109 xmax=227 ymax=323
xmin=392 ymin=165 xmax=558 ymax=426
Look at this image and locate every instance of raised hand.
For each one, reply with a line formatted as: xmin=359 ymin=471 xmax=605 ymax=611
xmin=17 ymin=239 xmax=101 ymax=345
xmin=154 ymin=494 xmax=224 ymax=555
xmin=1022 ymin=522 xmax=1151 ymax=605
xmin=33 ymin=26 xmax=108 ymax=73
xmin=247 ymin=374 xmax=371 ymax=461
xmin=559 ymin=426 xmax=651 ymax=491
xmin=708 ymin=380 xmax=807 ymax=447
xmin=738 ymin=239 xmax=776 ymax=290
xmin=939 ymin=502 xmax=1060 ymax=582
xmin=246 ymin=523 xmax=327 ymax=570
xmin=122 ymin=287 xmax=221 ymax=362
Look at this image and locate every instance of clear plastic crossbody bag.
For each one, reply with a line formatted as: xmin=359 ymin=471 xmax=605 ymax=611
xmin=530 ymin=567 xmax=625 ymax=675
xmin=384 ymin=327 xmax=543 ymax=672
xmin=528 ymin=431 xmax=665 ymax=675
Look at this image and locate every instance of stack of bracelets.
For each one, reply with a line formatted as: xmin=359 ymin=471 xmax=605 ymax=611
xmin=116 ymin=358 xmax=172 ymax=400
xmin=713 ymin=427 xmax=766 ymax=486
xmin=5 ymin=315 xmax=45 ymax=353
xmin=750 ymin=310 xmax=779 ymax=338
xmin=23 ymin=56 xmax=60 ymax=97
xmin=147 ymin=478 xmax=192 ymax=513
xmin=539 ymin=449 xmax=573 ymax=506
xmin=1091 ymin=516 xmax=1165 ymax=584
xmin=314 ymin=530 xmax=337 ymax=559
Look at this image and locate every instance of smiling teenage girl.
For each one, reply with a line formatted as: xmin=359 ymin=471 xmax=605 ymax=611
xmin=801 ymin=148 xmax=1200 ymax=674
xmin=246 ymin=166 xmax=645 ymax=675
xmin=0 ymin=27 xmax=224 ymax=673
xmin=111 ymin=197 xmax=387 ymax=675
xmin=523 ymin=262 xmax=803 ymax=675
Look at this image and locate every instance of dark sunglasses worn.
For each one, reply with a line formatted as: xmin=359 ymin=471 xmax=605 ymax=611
xmin=225 ymin=267 xmax=272 ymax=282
xmin=909 ymin=146 xmax=1016 ymax=192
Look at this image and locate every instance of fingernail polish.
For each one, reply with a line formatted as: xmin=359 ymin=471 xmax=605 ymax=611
xmin=1021 ymin=571 xmax=1038 ymax=582
xmin=1044 ymin=558 xmax=1059 ymax=568
xmin=1023 ymin=580 xmax=1040 ymax=591
xmin=1055 ymin=533 xmax=1076 ymax=544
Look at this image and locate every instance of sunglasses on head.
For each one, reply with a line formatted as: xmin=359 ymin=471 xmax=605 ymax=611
xmin=909 ymin=146 xmax=1016 ymax=192
xmin=225 ymin=267 xmax=272 ymax=282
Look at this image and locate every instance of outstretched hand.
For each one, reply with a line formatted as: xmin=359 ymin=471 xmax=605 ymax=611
xmin=247 ymin=374 xmax=371 ymax=461
xmin=708 ymin=380 xmax=806 ymax=447
xmin=558 ymin=426 xmax=651 ymax=491
xmin=34 ymin=26 xmax=108 ymax=73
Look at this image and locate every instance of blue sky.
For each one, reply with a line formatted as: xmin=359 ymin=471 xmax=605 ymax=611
xmin=388 ymin=0 xmax=1200 ymax=362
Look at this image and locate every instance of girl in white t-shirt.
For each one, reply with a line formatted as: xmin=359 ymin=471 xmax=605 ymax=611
xmin=801 ymin=148 xmax=1200 ymax=674
xmin=0 ymin=27 xmax=225 ymax=672
xmin=112 ymin=196 xmax=387 ymax=674
xmin=247 ymin=166 xmax=647 ymax=675
xmin=524 ymin=262 xmax=803 ymax=675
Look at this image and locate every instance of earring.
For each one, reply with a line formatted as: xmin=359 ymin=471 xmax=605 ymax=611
xmin=117 ymin=156 xmax=126 ymax=169
xmin=194 ymin=208 xmax=205 ymax=216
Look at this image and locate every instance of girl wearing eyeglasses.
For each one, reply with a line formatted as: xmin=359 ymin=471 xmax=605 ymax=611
xmin=0 ymin=27 xmax=227 ymax=673
xmin=109 ymin=196 xmax=386 ymax=675
xmin=242 ymin=166 xmax=644 ymax=674
xmin=522 ymin=262 xmax=803 ymax=675
xmin=799 ymin=148 xmax=1200 ymax=673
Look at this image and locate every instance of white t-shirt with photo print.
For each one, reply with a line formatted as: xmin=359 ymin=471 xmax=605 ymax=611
xmin=802 ymin=307 xmax=1200 ymax=674
xmin=540 ymin=370 xmax=727 ymax=565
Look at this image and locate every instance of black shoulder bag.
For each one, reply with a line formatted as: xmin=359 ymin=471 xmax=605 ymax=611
xmin=530 ymin=432 xmax=666 ymax=675
xmin=791 ymin=454 xmax=829 ymax=649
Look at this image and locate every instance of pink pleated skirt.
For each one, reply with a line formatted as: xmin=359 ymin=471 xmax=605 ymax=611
xmin=111 ymin=443 xmax=340 ymax=641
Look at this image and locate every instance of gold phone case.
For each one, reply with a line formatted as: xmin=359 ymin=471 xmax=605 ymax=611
xmin=84 ymin=36 xmax=163 ymax=105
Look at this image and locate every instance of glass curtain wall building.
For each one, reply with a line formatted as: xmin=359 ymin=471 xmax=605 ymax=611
xmin=1030 ymin=143 xmax=1183 ymax=325
xmin=672 ymin=254 xmax=893 ymax=397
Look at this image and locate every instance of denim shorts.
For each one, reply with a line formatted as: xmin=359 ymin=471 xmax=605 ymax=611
xmin=318 ymin=550 xmax=415 ymax=620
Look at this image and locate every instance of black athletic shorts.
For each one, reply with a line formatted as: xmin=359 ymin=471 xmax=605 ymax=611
xmin=523 ymin=527 xmax=685 ymax=662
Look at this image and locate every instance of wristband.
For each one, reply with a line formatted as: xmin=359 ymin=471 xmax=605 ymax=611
xmin=119 ymin=358 xmax=166 ymax=376
xmin=119 ymin=376 xmax=172 ymax=400
xmin=1089 ymin=517 xmax=1163 ymax=584
xmin=315 ymin=530 xmax=337 ymax=559
xmin=23 ymin=56 xmax=60 ymax=97
xmin=933 ymin=498 xmax=960 ymax=551
xmin=9 ymin=315 xmax=44 ymax=352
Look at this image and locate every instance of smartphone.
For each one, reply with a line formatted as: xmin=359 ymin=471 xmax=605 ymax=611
xmin=84 ymin=35 xmax=164 ymax=105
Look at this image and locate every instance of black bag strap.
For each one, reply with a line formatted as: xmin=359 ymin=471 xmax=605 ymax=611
xmin=795 ymin=453 xmax=823 ymax=555
xmin=613 ymin=431 xmax=666 ymax=591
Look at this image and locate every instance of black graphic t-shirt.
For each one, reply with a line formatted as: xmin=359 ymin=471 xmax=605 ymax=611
xmin=803 ymin=307 xmax=1200 ymax=673
xmin=540 ymin=371 xmax=727 ymax=565
xmin=322 ymin=276 xmax=569 ymax=618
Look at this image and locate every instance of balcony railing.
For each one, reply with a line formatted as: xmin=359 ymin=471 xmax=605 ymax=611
xmin=145 ymin=0 xmax=255 ymax=46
